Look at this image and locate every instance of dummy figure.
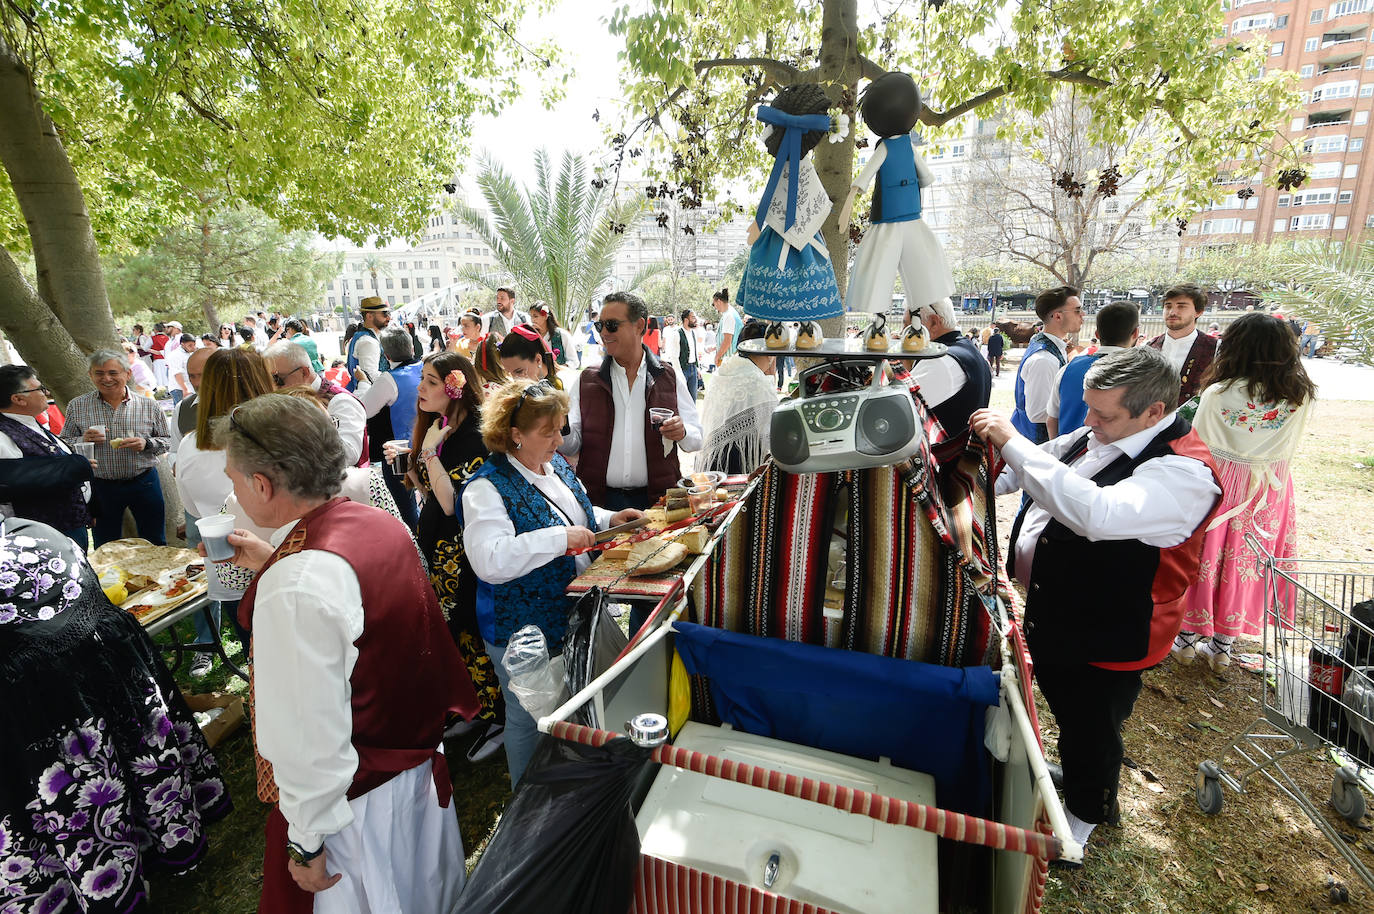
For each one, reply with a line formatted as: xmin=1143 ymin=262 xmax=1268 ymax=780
xmin=737 ymin=83 xmax=848 ymax=329
xmin=838 ymin=72 xmax=955 ymax=349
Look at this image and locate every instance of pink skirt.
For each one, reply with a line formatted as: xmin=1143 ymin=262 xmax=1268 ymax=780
xmin=1181 ymin=458 xmax=1297 ymax=638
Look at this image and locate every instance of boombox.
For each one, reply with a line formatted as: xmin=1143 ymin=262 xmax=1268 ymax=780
xmin=770 ymin=359 xmax=921 ymax=474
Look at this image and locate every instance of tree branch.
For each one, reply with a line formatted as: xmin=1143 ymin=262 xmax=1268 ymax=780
xmin=922 ymin=66 xmax=1109 ymax=128
xmin=694 ymin=56 xmax=801 ymax=89
xmin=858 ymin=55 xmax=887 ymax=82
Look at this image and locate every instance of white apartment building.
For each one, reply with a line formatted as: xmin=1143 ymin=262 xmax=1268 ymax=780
xmin=611 ymin=200 xmax=752 ymax=286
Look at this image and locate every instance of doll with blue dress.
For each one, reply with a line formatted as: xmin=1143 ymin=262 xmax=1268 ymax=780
xmin=837 ymin=72 xmax=955 ymax=349
xmin=737 ymin=83 xmax=848 ymax=333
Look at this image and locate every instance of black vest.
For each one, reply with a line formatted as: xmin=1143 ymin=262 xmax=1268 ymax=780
xmin=929 ymin=331 xmax=992 ymax=436
xmin=176 ymin=392 xmax=199 ymax=439
xmin=0 ymin=414 xmax=91 ymax=531
xmin=1010 ymin=416 xmax=1202 ymax=665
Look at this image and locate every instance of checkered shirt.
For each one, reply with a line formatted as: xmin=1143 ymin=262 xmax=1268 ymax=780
xmin=61 ymin=389 xmax=170 ymax=480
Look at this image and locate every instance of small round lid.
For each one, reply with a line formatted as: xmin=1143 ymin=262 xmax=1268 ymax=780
xmin=626 ymin=712 xmax=669 ymax=748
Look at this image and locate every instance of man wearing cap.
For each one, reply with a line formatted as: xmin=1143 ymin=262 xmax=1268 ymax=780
xmin=165 ymin=333 xmax=198 ymax=406
xmin=346 ymin=297 xmax=391 ymax=392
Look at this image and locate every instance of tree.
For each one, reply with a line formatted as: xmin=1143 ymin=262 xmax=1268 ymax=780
xmin=608 ymin=0 xmax=1298 ymax=333
xmin=0 ymin=0 xmax=545 ymax=403
xmin=642 ymin=273 xmax=716 ymax=318
xmin=455 ymin=149 xmax=643 ymax=329
xmin=959 ymin=89 xmax=1186 ymax=290
xmin=1265 ymin=240 xmax=1374 ymax=367
xmin=361 ymin=253 xmax=393 ymax=297
xmin=103 ymin=206 xmax=340 ymax=331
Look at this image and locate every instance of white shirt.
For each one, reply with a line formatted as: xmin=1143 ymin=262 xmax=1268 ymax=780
xmin=994 ymin=413 xmax=1220 ymax=589
xmin=252 ymin=521 xmax=362 ymax=852
xmin=1159 ymin=328 xmax=1199 ymax=375
xmin=463 ymin=458 xmax=614 ymax=582
xmin=1018 ymin=333 xmax=1069 ymax=424
xmin=0 ymin=412 xmax=91 ymax=505
xmin=560 ymin=355 xmax=703 ymax=488
xmin=481 ymin=308 xmax=531 ymax=337
xmin=351 ymin=333 xmax=382 ymax=384
xmin=173 ymin=433 xmax=232 ymax=519
xmin=354 ymin=371 xmax=398 ymax=419
xmin=908 ymin=352 xmax=967 ymax=409
xmin=1046 ymin=346 xmax=1127 ymax=420
xmin=165 ymin=346 xmax=194 ymax=391
xmin=253 ymin=326 xmax=269 ymax=352
xmin=313 ymin=375 xmax=367 ymax=466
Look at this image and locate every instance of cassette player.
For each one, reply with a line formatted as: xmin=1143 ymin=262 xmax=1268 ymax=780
xmin=769 ymin=358 xmax=922 ymax=474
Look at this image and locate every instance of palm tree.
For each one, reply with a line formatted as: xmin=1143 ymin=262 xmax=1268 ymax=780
xmin=361 ymin=253 xmax=392 ymax=296
xmin=1265 ymin=240 xmax=1374 ymax=366
xmin=455 ymin=149 xmax=643 ymax=328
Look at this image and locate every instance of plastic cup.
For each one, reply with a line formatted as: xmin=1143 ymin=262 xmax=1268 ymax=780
xmin=89 ymin=424 xmax=106 ymax=439
xmin=649 ymin=407 xmax=674 ymax=430
xmin=385 ymin=439 xmax=412 ymax=474
xmin=73 ymin=442 xmax=95 ymax=461
xmin=196 ymin=514 xmax=237 ymax=562
xmin=688 ymin=483 xmax=717 ymax=514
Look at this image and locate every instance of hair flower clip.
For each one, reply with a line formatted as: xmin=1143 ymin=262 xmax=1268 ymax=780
xmin=444 ymin=369 xmax=466 ymax=399
xmin=827 ymin=108 xmax=851 ymax=144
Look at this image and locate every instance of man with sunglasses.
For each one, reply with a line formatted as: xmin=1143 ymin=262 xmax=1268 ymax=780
xmin=265 ymin=341 xmax=368 ymax=468
xmin=0 ymin=366 xmax=95 ymax=544
xmin=1012 ymin=286 xmax=1085 ymax=445
xmin=561 ymin=291 xmax=702 ymax=512
xmin=345 ymin=297 xmax=391 ymax=392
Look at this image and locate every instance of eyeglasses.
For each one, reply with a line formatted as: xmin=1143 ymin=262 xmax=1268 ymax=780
xmin=271 ymin=365 xmax=305 ymax=387
xmin=510 ymin=380 xmax=553 ymax=430
xmin=20 ymin=385 xmax=49 ymax=395
xmin=594 ymin=319 xmax=625 ymax=333
xmin=229 ymin=405 xmax=282 ymax=463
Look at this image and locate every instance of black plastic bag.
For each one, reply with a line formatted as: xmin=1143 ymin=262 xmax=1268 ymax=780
xmin=460 ymin=734 xmax=651 ymax=914
xmin=562 ymin=586 xmax=629 ymax=728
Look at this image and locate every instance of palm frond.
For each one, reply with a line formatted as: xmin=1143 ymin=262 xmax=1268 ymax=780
xmin=1264 ymin=239 xmax=1374 ymax=366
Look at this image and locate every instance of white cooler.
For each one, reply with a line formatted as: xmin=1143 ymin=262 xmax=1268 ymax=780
xmin=635 ymin=722 xmax=939 ymax=914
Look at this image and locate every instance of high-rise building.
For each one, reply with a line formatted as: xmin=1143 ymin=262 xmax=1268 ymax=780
xmin=1196 ymin=0 xmax=1374 ymax=246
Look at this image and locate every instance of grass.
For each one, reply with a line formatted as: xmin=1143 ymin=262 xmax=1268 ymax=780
xmin=148 ymin=394 xmax=1374 ymax=913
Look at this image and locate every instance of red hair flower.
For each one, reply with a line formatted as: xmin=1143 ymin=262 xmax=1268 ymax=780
xmin=444 ymin=369 xmax=466 ymax=399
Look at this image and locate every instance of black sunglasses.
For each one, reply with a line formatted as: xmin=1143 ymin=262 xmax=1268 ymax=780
xmin=271 ymin=365 xmax=305 ymax=387
xmin=21 ymin=385 xmax=49 ymax=395
xmin=510 ymin=380 xmax=553 ymax=430
xmin=229 ymin=405 xmax=282 ymax=463
xmin=594 ymin=318 xmax=627 ymax=333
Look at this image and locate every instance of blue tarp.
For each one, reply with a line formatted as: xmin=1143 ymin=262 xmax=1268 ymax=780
xmin=672 ymin=622 xmax=1000 ymax=815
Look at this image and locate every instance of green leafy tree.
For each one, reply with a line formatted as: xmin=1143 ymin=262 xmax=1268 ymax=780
xmin=641 ymin=273 xmax=716 ymax=318
xmin=608 ymin=0 xmax=1297 ymax=330
xmin=104 ymin=206 xmax=340 ymax=331
xmin=1263 ymin=240 xmax=1374 ymax=366
xmin=361 ymin=253 xmax=393 ymax=297
xmin=455 ymin=149 xmax=643 ymax=329
xmin=0 ymin=0 xmax=546 ymax=403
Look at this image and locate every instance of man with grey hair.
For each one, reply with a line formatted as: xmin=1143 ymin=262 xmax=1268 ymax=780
xmin=211 ymin=393 xmax=478 ymax=910
xmin=354 ymin=326 xmax=423 ymax=528
xmin=970 ymin=346 xmax=1220 ymax=865
xmin=904 ymin=296 xmax=991 ymax=436
xmin=62 ymin=349 xmax=171 ymax=545
xmin=264 ymin=340 xmax=367 ymax=467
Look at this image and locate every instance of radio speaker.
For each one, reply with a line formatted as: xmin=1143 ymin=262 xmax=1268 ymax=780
xmin=855 ymin=397 xmax=916 ymax=456
xmin=770 ymin=409 xmax=810 ymax=467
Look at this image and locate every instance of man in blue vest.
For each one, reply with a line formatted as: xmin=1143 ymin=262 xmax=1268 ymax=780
xmin=355 ymin=327 xmax=424 ymax=529
xmin=1011 ymin=286 xmax=1083 ymax=444
xmin=345 ymin=297 xmax=391 ymax=391
xmin=1046 ymin=301 xmax=1140 ymax=439
xmin=904 ymin=297 xmax=992 ymax=437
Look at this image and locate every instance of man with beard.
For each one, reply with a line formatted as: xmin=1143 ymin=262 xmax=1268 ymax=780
xmin=1147 ymin=283 xmax=1218 ymax=407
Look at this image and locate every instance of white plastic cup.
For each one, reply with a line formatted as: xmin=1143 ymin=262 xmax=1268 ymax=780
xmin=89 ymin=424 xmax=107 ymax=439
xmin=196 ymin=514 xmax=237 ymax=562
xmin=73 ymin=442 xmax=95 ymax=461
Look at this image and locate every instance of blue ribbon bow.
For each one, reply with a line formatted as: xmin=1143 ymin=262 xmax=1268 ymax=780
xmin=755 ymin=105 xmax=833 ymax=233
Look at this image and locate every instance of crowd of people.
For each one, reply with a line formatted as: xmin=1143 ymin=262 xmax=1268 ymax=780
xmin=0 ymin=275 xmax=1328 ymax=908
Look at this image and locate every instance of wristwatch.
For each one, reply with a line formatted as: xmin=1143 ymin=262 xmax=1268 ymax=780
xmin=286 ymin=840 xmax=324 ymax=866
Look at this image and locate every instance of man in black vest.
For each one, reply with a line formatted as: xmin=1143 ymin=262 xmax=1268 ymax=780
xmin=0 ymin=366 xmax=95 ymax=544
xmin=905 ymin=297 xmax=992 ymax=437
xmin=971 ymin=348 xmax=1220 ymax=866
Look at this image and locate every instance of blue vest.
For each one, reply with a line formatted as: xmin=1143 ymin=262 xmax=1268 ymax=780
xmin=1011 ymin=333 xmax=1067 ymax=443
xmin=1055 ymin=352 xmax=1107 ymax=436
xmin=387 ymin=362 xmax=423 ymax=442
xmin=871 ymin=135 xmax=922 ymax=224
xmin=463 ymin=453 xmax=596 ymax=647
xmin=344 ymin=329 xmax=389 ymax=392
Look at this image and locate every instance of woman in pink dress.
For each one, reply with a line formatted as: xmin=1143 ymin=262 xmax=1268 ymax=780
xmin=1173 ymin=313 xmax=1316 ymax=671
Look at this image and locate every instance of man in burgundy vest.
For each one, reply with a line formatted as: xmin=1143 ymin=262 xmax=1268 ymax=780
xmin=216 ymin=394 xmax=478 ymax=912
xmin=972 ymin=347 xmax=1221 ymax=867
xmin=1146 ymin=282 xmax=1218 ymax=407
xmin=561 ymin=291 xmax=702 ymax=510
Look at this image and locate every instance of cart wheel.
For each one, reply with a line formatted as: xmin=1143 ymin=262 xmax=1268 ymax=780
xmin=1196 ymin=762 xmax=1224 ymax=816
xmin=1331 ymin=770 xmax=1366 ymax=824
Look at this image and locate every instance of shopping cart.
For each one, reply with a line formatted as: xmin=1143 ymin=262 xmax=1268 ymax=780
xmin=1197 ymin=532 xmax=1374 ymax=890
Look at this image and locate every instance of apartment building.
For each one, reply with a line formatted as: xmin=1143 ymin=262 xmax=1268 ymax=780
xmin=1196 ymin=0 xmax=1374 ymax=245
xmin=611 ymin=200 xmax=752 ymax=287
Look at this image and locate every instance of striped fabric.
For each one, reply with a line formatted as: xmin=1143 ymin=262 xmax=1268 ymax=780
xmin=633 ymin=855 xmax=840 ymax=914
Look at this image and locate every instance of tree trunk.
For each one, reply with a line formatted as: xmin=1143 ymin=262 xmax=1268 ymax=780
xmin=0 ymin=245 xmax=95 ymax=408
xmin=198 ymin=211 xmax=221 ymax=329
xmin=0 ymin=41 xmax=119 ymax=356
xmin=813 ymin=0 xmax=862 ymax=339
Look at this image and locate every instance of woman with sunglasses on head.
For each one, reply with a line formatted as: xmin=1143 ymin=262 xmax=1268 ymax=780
xmin=529 ymin=302 xmax=580 ymax=369
xmin=460 ymin=379 xmax=643 ymax=786
xmin=173 ymin=347 xmax=274 ymax=672
xmin=497 ymin=323 xmax=563 ymax=391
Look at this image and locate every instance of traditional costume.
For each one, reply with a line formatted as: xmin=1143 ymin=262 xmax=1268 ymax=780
xmin=0 ymin=518 xmax=229 ymax=912
xmin=239 ymin=497 xmax=478 ymax=914
xmin=696 ymin=354 xmax=779 ymax=475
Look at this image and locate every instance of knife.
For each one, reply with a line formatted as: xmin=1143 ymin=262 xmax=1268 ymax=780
xmin=595 ymin=515 xmax=653 ymax=544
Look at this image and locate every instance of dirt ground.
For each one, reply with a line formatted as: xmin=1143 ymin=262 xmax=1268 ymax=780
xmin=150 ymin=396 xmax=1374 ymax=913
